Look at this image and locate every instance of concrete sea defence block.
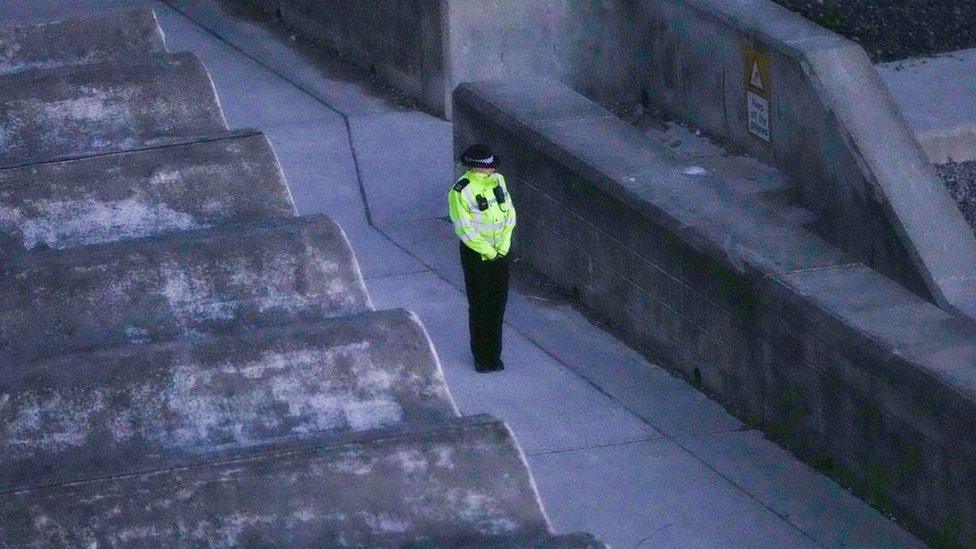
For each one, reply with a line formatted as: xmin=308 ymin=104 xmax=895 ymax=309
xmin=634 ymin=0 xmax=976 ymax=321
xmin=1 ymin=415 xmax=555 ymax=547
xmin=0 ymin=8 xmax=607 ymax=546
xmin=0 ymin=52 xmax=228 ymax=167
xmin=0 ymin=216 xmax=370 ymax=363
xmin=0 ymin=309 xmax=457 ymax=492
xmin=229 ymin=0 xmax=638 ymax=119
xmin=0 ymin=8 xmax=167 ymax=76
xmin=0 ymin=131 xmax=297 ymax=255
xmin=456 ymin=77 xmax=976 ymax=545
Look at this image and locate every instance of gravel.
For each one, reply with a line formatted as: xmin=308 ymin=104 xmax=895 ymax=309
xmin=769 ymin=0 xmax=976 ymax=62
xmin=939 ymin=161 xmax=976 ymax=233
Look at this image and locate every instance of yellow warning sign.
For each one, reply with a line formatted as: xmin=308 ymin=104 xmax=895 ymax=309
xmin=750 ymin=62 xmax=765 ymax=91
xmin=743 ymin=46 xmax=771 ymax=95
xmin=743 ymin=46 xmax=772 ymax=142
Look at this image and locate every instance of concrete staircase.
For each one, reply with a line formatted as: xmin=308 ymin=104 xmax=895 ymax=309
xmin=0 ymin=9 xmax=601 ymax=546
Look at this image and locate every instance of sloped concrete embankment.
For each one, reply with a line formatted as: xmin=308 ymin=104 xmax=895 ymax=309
xmin=0 ymin=8 xmax=601 ymax=546
xmin=455 ymin=78 xmax=976 ymax=546
xmin=0 ymin=8 xmax=166 ymax=75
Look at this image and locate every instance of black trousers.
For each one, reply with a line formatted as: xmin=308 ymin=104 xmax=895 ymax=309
xmin=459 ymin=241 xmax=510 ymax=365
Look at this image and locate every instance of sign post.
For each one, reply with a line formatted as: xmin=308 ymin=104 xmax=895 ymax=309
xmin=743 ymin=47 xmax=772 ymax=143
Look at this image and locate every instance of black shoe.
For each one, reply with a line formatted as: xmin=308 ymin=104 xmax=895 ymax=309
xmin=474 ymin=359 xmax=494 ymax=373
xmin=490 ymin=359 xmax=505 ymax=371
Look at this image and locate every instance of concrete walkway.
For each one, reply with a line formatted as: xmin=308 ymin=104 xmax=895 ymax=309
xmin=2 ymin=2 xmax=922 ymax=547
xmin=879 ymin=47 xmax=976 ymax=164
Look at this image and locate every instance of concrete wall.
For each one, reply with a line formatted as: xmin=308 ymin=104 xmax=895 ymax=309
xmin=456 ymin=79 xmax=976 ymax=545
xmin=634 ymin=0 xmax=976 ymax=321
xmin=239 ymin=0 xmax=640 ymax=118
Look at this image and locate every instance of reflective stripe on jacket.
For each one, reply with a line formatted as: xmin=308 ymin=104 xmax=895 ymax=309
xmin=448 ymin=170 xmax=516 ymax=261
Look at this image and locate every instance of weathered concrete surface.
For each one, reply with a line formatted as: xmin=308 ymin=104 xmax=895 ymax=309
xmin=0 ymin=216 xmax=370 ymax=362
xmin=1 ymin=415 xmax=558 ymax=547
xmin=0 ymin=8 xmax=165 ymax=76
xmin=456 ymin=77 xmax=976 ymax=545
xmin=37 ymin=3 xmax=917 ymax=545
xmin=225 ymin=0 xmax=638 ymax=118
xmin=0 ymin=131 xmax=296 ymax=254
xmin=635 ymin=0 xmax=976 ymax=321
xmin=0 ymin=51 xmax=228 ymax=167
xmin=0 ymin=4 xmax=610 ymax=547
xmin=879 ymin=47 xmax=976 ymax=164
xmin=0 ymin=309 xmax=457 ymax=492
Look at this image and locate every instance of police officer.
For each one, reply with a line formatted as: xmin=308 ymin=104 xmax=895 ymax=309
xmin=449 ymin=144 xmax=516 ymax=373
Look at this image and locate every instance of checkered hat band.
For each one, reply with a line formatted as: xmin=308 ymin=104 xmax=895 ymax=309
xmin=464 ymin=154 xmax=495 ymax=165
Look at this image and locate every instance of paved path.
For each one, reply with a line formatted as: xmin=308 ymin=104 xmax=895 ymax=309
xmin=879 ymin=47 xmax=976 ymax=163
xmin=2 ymin=2 xmax=923 ymax=547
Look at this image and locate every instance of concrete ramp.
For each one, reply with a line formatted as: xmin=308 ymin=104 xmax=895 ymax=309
xmin=0 ymin=309 xmax=457 ymax=492
xmin=0 ymin=131 xmax=296 ymax=254
xmin=1 ymin=416 xmax=565 ymax=547
xmin=0 ymin=216 xmax=370 ymax=362
xmin=0 ymin=8 xmax=166 ymax=76
xmin=0 ymin=52 xmax=227 ymax=167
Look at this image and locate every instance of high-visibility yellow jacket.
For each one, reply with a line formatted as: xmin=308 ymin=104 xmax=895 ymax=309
xmin=448 ymin=170 xmax=517 ymax=261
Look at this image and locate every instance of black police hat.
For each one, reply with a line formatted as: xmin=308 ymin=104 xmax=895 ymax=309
xmin=460 ymin=144 xmax=500 ymax=169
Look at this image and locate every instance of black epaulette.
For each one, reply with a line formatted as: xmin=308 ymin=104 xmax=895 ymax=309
xmin=452 ymin=178 xmax=470 ymax=192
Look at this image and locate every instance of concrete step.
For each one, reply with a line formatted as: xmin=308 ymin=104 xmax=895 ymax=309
xmin=0 ymin=309 xmax=456 ymax=492
xmin=627 ymin=110 xmax=821 ymax=232
xmin=0 ymin=52 xmax=228 ymax=168
xmin=0 ymin=415 xmax=558 ymax=547
xmin=0 ymin=130 xmax=297 ymax=254
xmin=0 ymin=8 xmax=166 ymax=77
xmin=878 ymin=48 xmax=976 ymax=164
xmin=752 ymin=188 xmax=820 ymax=230
xmin=0 ymin=216 xmax=370 ymax=362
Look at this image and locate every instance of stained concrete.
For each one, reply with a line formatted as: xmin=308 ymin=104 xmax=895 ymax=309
xmin=0 ymin=2 xmax=927 ymax=545
xmin=635 ymin=0 xmax=976 ymax=322
xmin=0 ymin=416 xmax=561 ymax=547
xmin=0 ymin=309 xmax=456 ymax=492
xmin=0 ymin=8 xmax=165 ymax=76
xmin=0 ymin=131 xmax=296 ymax=254
xmin=458 ymin=74 xmax=973 ymax=544
xmin=163 ymin=3 xmax=920 ymax=545
xmin=0 ymin=216 xmax=370 ymax=362
xmin=0 ymin=51 xmax=227 ymax=167
xmin=0 ymin=4 xmax=608 ymax=546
